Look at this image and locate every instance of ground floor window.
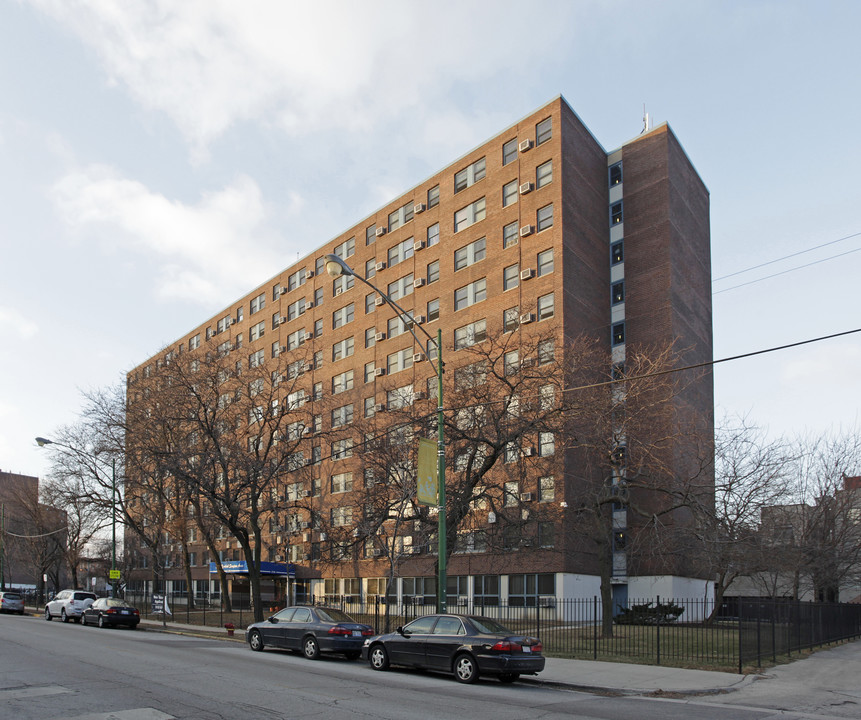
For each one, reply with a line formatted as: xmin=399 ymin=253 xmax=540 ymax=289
xmin=508 ymin=573 xmax=554 ymax=607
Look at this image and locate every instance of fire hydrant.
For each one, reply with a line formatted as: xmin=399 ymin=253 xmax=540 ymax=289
xmin=224 ymin=623 xmax=235 ymax=637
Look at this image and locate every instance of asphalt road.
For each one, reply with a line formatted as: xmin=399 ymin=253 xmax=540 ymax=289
xmin=0 ymin=612 xmax=852 ymax=720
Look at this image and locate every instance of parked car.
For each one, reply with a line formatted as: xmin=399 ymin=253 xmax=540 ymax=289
xmin=0 ymin=591 xmax=25 ymax=615
xmin=246 ymin=606 xmax=374 ymax=660
xmin=82 ymin=598 xmax=140 ymax=629
xmin=362 ymin=614 xmax=545 ymax=684
xmin=44 ymin=590 xmax=97 ymax=623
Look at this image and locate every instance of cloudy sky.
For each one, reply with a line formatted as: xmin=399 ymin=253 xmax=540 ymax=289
xmin=2 ymin=0 xmax=859 ymax=479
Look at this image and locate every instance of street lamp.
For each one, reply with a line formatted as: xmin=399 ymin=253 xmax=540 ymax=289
xmin=324 ymin=254 xmax=449 ymax=612
xmin=36 ymin=436 xmax=118 ymax=597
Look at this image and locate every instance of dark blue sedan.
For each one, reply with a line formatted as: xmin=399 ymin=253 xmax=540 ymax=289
xmin=246 ymin=606 xmax=374 ymax=660
xmin=362 ymin=614 xmax=545 ymax=683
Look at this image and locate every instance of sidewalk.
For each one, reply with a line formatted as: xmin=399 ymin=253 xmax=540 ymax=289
xmin=137 ymin=616 xmax=752 ymax=696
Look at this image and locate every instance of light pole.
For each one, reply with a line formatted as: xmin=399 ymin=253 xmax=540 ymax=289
xmin=324 ymin=254 xmax=448 ymax=612
xmin=35 ymin=436 xmax=118 ymax=597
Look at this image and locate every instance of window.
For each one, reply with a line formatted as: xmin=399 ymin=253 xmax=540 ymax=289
xmin=331 ymin=404 xmax=353 ymax=428
xmin=609 ymin=162 xmax=622 ymax=186
xmin=270 ymin=341 xmax=280 ymax=358
xmin=287 ymin=269 xmax=307 ymax=291
xmin=388 ymin=201 xmax=414 ymax=232
xmin=612 ymin=322 xmax=625 ymax=346
xmin=611 ymin=240 xmax=624 ymax=265
xmin=426 ymin=222 xmax=440 ymax=248
xmin=250 ymin=321 xmax=265 ymax=341
xmin=502 ymin=180 xmax=518 ymax=207
xmin=189 ymin=334 xmax=200 ymax=350
xmin=365 ymin=327 xmax=376 ymax=348
xmin=388 ymin=238 xmax=414 ymax=267
xmin=315 ymin=288 xmax=323 ymax=307
xmin=331 ymin=472 xmax=353 ymax=494
xmin=454 ymin=319 xmax=486 ymax=350
xmin=272 ymin=283 xmax=282 ymax=301
xmin=387 ymin=384 xmax=414 ymax=410
xmin=504 ymin=481 xmax=518 ymax=507
xmin=332 ymin=337 xmax=354 ymax=361
xmin=536 ymin=117 xmax=552 ymax=145
xmin=539 ymin=384 xmax=555 ymax=410
xmin=286 ymin=389 xmax=306 ymax=410
xmin=611 ymin=201 xmax=623 ymax=225
xmin=249 ymin=349 xmax=265 ymax=367
xmin=537 ymin=293 xmax=555 ymax=320
xmin=331 ymin=439 xmax=353 ymax=460
xmin=364 ymin=362 xmax=375 ymax=383
xmin=250 ymin=293 xmax=265 ymax=314
xmin=387 ymin=349 xmax=413 ymax=375
xmin=333 ymin=273 xmax=354 ymax=296
xmin=334 ymin=237 xmax=355 ymax=259
xmin=504 ymin=350 xmax=519 ymax=376
xmin=427 ymin=184 xmax=440 ymax=208
xmin=537 ymin=248 xmax=554 ymax=277
xmin=502 ymin=138 xmax=518 ymax=165
xmin=427 ymin=298 xmax=440 ymax=322
xmin=538 ymin=339 xmax=554 ymax=364
xmin=365 ymin=292 xmax=375 ymax=314
xmin=426 ymin=259 xmax=440 ymax=284
xmin=315 ymin=257 xmax=326 ymax=276
xmin=332 ymin=370 xmax=354 ymax=394
xmin=387 ymin=273 xmax=413 ymax=301
xmin=364 ymin=397 xmax=375 ymax=418
xmin=538 ymin=522 xmax=555 ymax=548
xmin=216 ymin=315 xmax=231 ymax=333
xmin=537 ymin=203 xmax=554 ymax=231
xmin=271 ymin=312 xmax=282 ymax=330
xmin=454 ymin=197 xmax=486 ymax=232
xmin=536 ymin=160 xmax=553 ymax=188
xmin=503 ymin=264 xmax=519 ymax=291
xmin=454 ymin=237 xmax=486 ymax=270
xmin=612 ymin=281 xmax=625 ymax=305
xmin=503 ymin=307 xmax=519 ymax=333
xmin=366 ymin=224 xmax=376 ymax=246
xmin=454 ymin=278 xmax=486 ymax=311
xmin=539 ymin=476 xmax=555 ymax=502
xmin=314 ymin=350 xmax=323 ymax=369
xmin=505 ymin=442 xmax=519 ymax=464
xmin=331 ymin=506 xmax=353 ymax=526
xmin=365 ymin=259 xmax=376 ymax=279
xmin=314 ymin=318 xmax=323 ymax=337
xmin=454 ymin=157 xmax=486 ymax=193
xmin=387 ymin=313 xmax=414 ymax=339
xmin=332 ymin=303 xmax=354 ymax=329
xmin=286 ymin=329 xmax=305 ymax=350
xmin=503 ymin=221 xmax=519 ymax=249
xmin=508 ymin=572 xmax=554 ymax=606
xmin=538 ymin=432 xmax=555 ymax=457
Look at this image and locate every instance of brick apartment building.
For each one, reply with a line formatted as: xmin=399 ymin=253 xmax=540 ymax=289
xmin=126 ymin=96 xmax=713 ymax=612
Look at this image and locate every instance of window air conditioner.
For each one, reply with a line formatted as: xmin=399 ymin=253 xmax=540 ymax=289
xmin=375 ymin=227 xmax=386 ymax=237
xmin=414 ymin=278 xmax=425 ymax=287
xmin=412 ymin=353 xmax=426 ymax=363
xmin=521 ymin=447 xmax=535 ymax=457
xmin=520 ymin=492 xmax=534 ymax=501
xmin=520 ymin=312 xmax=535 ymax=324
xmin=303 ymin=331 xmax=314 ymax=341
xmin=375 ymin=332 xmax=386 ymax=342
xmin=280 ymin=287 xmax=288 ymax=295
xmin=375 ymin=261 xmax=387 ymax=271
xmin=374 ymin=402 xmax=387 ymax=412
xmin=520 ymin=268 xmax=535 ymax=280
xmin=303 ymin=362 xmax=314 ymax=372
xmin=520 ymin=225 xmax=534 ymax=237
xmin=413 ymin=390 xmax=427 ymax=400
xmin=374 ymin=296 xmax=386 ymax=306
xmin=279 ymin=345 xmax=287 ymax=354
xmin=334 ymin=288 xmax=343 ymax=296
xmin=374 ymin=367 xmax=386 ymax=377
xmin=519 ymin=139 xmax=533 ymax=152
xmin=279 ymin=317 xmax=287 ymax=325
xmin=413 ymin=240 xmax=425 ymax=252
xmin=306 ymin=270 xmax=314 ymax=278
xmin=519 ymin=182 xmax=534 ymax=195
xmin=413 ymin=203 xmax=426 ymax=214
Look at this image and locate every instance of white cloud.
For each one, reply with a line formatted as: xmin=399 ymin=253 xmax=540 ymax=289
xmin=52 ymin=165 xmax=283 ymax=304
xmin=27 ymin=0 xmax=575 ymax=152
xmin=0 ymin=307 xmax=39 ymax=339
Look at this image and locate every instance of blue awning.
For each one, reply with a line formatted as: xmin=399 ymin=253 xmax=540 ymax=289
xmin=209 ymin=561 xmax=292 ymax=576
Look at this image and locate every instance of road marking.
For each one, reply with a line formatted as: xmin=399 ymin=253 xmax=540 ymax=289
xmin=63 ymin=710 xmax=175 ymax=720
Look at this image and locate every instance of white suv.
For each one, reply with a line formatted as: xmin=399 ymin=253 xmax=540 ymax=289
xmin=45 ymin=590 xmax=97 ymax=623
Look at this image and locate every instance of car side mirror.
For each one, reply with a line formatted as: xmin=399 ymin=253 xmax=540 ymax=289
xmin=268 ymin=616 xmax=277 ymax=623
xmin=396 ymin=626 xmax=409 ymax=637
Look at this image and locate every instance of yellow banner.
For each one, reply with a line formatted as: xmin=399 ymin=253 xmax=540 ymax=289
xmin=417 ymin=437 xmax=438 ymax=506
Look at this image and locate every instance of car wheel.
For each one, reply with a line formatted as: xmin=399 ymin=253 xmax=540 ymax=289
xmin=130 ymin=623 xmax=139 ymax=630
xmin=248 ymin=629 xmax=264 ymax=652
xmin=45 ymin=607 xmax=52 ymax=621
xmin=98 ymin=615 xmax=107 ymax=628
xmin=61 ymin=609 xmax=69 ymax=623
xmin=498 ymin=673 xmax=520 ymax=684
xmin=18 ymin=610 xmax=25 ymax=616
xmin=81 ymin=614 xmax=87 ymax=626
xmin=454 ymin=653 xmax=480 ymax=684
xmin=368 ymin=644 xmax=389 ymax=671
xmin=302 ymin=636 xmax=320 ymax=660
xmin=344 ymin=650 xmax=361 ymax=661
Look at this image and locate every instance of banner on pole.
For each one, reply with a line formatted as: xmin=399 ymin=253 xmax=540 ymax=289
xmin=417 ymin=437 xmax=438 ymax=506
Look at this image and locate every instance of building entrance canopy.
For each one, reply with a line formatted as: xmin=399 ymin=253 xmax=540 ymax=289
xmin=209 ymin=561 xmax=294 ymax=576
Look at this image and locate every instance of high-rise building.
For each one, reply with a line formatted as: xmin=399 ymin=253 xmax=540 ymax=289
xmin=126 ymin=97 xmax=713 ymax=611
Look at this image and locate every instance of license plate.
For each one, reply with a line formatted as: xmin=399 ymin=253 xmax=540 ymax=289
xmin=523 ymin=646 xmax=532 ymax=653
xmin=121 ymin=610 xmax=129 ymax=615
xmin=352 ymin=631 xmax=361 ymax=637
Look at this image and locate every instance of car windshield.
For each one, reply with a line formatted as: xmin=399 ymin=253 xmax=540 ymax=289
xmin=316 ymin=607 xmax=355 ymax=623
xmin=105 ymin=598 xmax=128 ymax=607
xmin=469 ymin=617 xmax=514 ymax=635
xmin=3 ymin=593 xmax=21 ymax=600
xmin=74 ymin=593 xmax=96 ymax=601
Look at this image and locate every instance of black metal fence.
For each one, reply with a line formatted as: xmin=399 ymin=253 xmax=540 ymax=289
xmin=119 ymin=591 xmax=861 ymax=673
